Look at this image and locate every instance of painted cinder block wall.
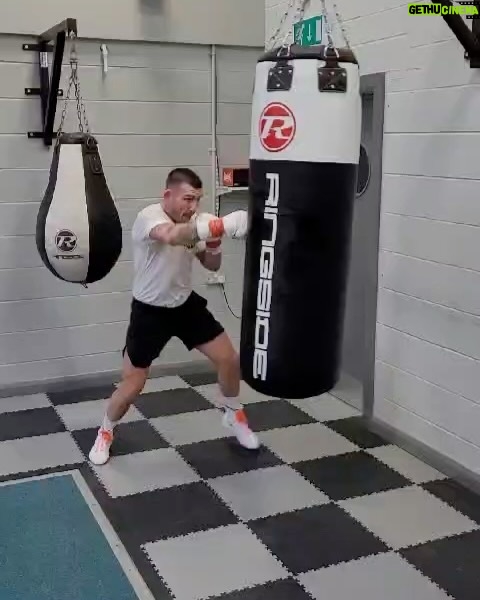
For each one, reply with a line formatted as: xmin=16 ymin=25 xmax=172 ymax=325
xmin=266 ymin=0 xmax=480 ymax=476
xmin=0 ymin=1 xmax=264 ymax=390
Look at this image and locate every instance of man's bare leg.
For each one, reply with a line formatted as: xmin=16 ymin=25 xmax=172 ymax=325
xmin=89 ymin=352 xmax=148 ymax=465
xmin=197 ymin=332 xmax=259 ymax=449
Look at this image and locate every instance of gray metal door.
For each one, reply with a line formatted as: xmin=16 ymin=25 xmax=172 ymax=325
xmin=332 ymin=75 xmax=385 ymax=412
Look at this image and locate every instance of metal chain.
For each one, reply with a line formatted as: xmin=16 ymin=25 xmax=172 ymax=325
xmin=265 ymin=0 xmax=297 ymax=50
xmin=266 ymin=0 xmax=310 ymax=51
xmin=281 ymin=0 xmax=309 ymax=48
xmin=331 ymin=0 xmax=352 ymax=49
xmin=320 ymin=0 xmax=352 ymax=50
xmin=320 ymin=0 xmax=334 ymax=47
xmin=55 ymin=31 xmax=91 ymax=147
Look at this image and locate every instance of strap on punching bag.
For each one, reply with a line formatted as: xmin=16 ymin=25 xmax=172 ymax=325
xmin=36 ymin=32 xmax=123 ymax=286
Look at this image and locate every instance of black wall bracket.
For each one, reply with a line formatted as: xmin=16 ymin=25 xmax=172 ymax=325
xmin=23 ymin=18 xmax=78 ymax=146
xmin=433 ymin=0 xmax=480 ymax=67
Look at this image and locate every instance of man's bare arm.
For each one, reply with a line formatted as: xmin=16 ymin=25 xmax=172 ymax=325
xmin=148 ymin=210 xmax=249 ymax=246
xmin=149 ymin=222 xmax=197 ymax=246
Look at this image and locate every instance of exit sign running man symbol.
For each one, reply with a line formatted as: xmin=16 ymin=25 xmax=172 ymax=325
xmin=294 ymin=16 xmax=323 ymax=46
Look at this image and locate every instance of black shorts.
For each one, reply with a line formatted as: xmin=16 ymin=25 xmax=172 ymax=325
xmin=123 ymin=291 xmax=224 ymax=369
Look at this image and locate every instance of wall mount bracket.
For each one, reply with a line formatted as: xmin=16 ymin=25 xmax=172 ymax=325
xmin=433 ymin=0 xmax=480 ymax=67
xmin=23 ymin=18 xmax=78 ymax=146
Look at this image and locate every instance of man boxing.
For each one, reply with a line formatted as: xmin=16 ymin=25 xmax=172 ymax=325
xmin=89 ymin=167 xmax=259 ymax=465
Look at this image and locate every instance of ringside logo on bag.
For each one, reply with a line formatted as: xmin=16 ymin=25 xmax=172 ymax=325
xmin=259 ymin=103 xmax=296 ymax=152
xmin=253 ymin=172 xmax=279 ymax=381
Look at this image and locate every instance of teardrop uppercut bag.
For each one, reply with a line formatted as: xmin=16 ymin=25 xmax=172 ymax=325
xmin=36 ymin=33 xmax=122 ymax=285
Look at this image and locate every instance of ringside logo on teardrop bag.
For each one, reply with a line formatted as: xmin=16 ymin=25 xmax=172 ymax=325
xmin=259 ymin=103 xmax=296 ymax=152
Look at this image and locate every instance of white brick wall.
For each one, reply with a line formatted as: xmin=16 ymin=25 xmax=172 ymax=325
xmin=266 ymin=0 xmax=480 ymax=475
xmin=0 ymin=34 xmax=259 ymax=390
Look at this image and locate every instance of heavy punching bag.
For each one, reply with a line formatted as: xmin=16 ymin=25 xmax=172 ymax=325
xmin=240 ymin=44 xmax=361 ymax=399
xmin=36 ymin=132 xmax=123 ymax=284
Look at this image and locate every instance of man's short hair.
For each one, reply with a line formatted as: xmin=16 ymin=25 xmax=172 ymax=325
xmin=166 ymin=168 xmax=202 ymax=190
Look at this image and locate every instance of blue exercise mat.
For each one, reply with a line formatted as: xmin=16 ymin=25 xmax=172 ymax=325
xmin=0 ymin=473 xmax=141 ymax=600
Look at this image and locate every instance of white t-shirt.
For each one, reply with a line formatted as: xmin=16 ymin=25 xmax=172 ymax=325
xmin=131 ymin=204 xmax=204 ymax=308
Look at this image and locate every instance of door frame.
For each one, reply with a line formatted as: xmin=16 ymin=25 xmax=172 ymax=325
xmin=358 ymin=72 xmax=385 ymax=418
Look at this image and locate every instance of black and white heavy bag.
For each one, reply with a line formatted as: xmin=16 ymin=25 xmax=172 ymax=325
xmin=240 ymin=45 xmax=361 ymax=399
xmin=36 ymin=133 xmax=123 ymax=284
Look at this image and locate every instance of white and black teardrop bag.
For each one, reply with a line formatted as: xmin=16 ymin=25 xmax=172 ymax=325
xmin=36 ymin=132 xmax=123 ymax=284
xmin=240 ymin=45 xmax=362 ymax=399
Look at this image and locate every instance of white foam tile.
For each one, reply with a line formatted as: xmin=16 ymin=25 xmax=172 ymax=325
xmin=0 ymin=432 xmax=83 ymax=477
xmin=143 ymin=523 xmax=287 ymax=600
xmin=195 ymin=381 xmax=273 ymax=406
xmin=0 ymin=393 xmax=50 ymax=414
xmin=260 ymin=422 xmax=358 ymax=464
xmin=367 ymin=445 xmax=448 ymax=484
xmin=142 ymin=376 xmax=190 ymax=394
xmin=207 ymin=465 xmax=329 ymax=521
xmin=150 ymin=409 xmax=228 ymax=446
xmin=92 ymin=448 xmax=200 ymax=497
xmin=289 ymin=394 xmax=360 ymax=422
xmin=339 ymin=486 xmax=479 ymax=550
xmin=55 ymin=399 xmax=143 ymax=431
xmin=299 ymin=551 xmax=452 ymax=600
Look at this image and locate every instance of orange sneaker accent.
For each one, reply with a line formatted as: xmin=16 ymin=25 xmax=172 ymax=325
xmin=235 ymin=409 xmax=249 ymax=424
xmin=208 ymin=218 xmax=225 ymax=238
xmin=100 ymin=428 xmax=113 ymax=443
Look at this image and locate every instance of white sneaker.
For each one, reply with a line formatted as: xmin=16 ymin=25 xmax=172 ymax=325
xmin=223 ymin=408 xmax=260 ymax=450
xmin=88 ymin=428 xmax=114 ymax=465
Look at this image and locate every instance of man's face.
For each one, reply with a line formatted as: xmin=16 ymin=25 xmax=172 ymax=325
xmin=163 ymin=182 xmax=202 ymax=223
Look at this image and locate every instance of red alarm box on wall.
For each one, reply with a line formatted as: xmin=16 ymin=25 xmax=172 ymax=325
xmin=222 ymin=167 xmax=249 ymax=188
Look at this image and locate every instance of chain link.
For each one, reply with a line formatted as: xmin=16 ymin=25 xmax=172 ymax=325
xmin=55 ymin=31 xmax=91 ymax=147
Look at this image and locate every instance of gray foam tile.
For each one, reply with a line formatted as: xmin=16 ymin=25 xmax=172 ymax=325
xmin=339 ymin=485 xmax=479 ymax=549
xmin=0 ymin=393 xmax=50 ymax=415
xmin=143 ymin=523 xmax=287 ymax=600
xmin=150 ymin=409 xmax=227 ymax=446
xmin=299 ymin=551 xmax=452 ymax=600
xmin=260 ymin=422 xmax=358 ymax=463
xmin=55 ymin=399 xmax=143 ymax=431
xmin=208 ymin=465 xmax=329 ymax=521
xmin=0 ymin=432 xmax=83 ymax=477
xmin=92 ymin=448 xmax=200 ymax=498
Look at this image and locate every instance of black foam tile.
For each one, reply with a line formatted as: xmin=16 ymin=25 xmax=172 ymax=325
xmin=293 ymin=451 xmax=411 ymax=501
xmin=423 ymin=478 xmax=480 ymax=525
xmin=324 ymin=416 xmax=388 ymax=448
xmin=249 ymin=504 xmax=389 ymax=573
xmin=0 ymin=407 xmax=65 ymax=441
xmin=107 ymin=481 xmax=238 ymax=545
xmin=177 ymin=437 xmax=282 ymax=479
xmin=181 ymin=371 xmax=218 ymax=386
xmin=243 ymin=400 xmax=316 ymax=432
xmin=134 ymin=388 xmax=212 ymax=418
xmin=209 ymin=578 xmax=313 ymax=599
xmin=48 ymin=385 xmax=116 ymax=406
xmin=72 ymin=420 xmax=169 ymax=458
xmin=401 ymin=529 xmax=480 ymax=600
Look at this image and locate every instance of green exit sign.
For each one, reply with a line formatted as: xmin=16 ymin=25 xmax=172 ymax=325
xmin=294 ymin=16 xmax=322 ymax=46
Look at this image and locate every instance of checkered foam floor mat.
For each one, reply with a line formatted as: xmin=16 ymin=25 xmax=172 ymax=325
xmin=1 ymin=372 xmax=479 ymax=599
